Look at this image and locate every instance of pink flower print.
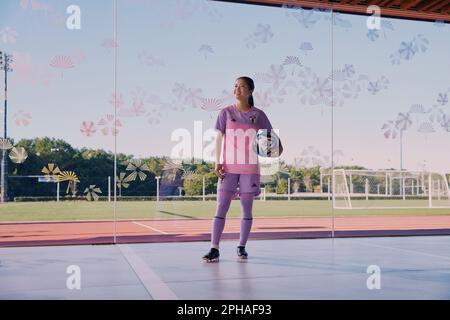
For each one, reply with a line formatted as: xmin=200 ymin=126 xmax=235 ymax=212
xmin=80 ymin=121 xmax=96 ymax=137
xmin=110 ymin=93 xmax=125 ymax=109
xmin=70 ymin=48 xmax=86 ymax=65
xmin=130 ymin=100 xmax=146 ymax=117
xmin=98 ymin=114 xmax=122 ymax=136
xmin=11 ymin=52 xmax=33 ymax=84
xmin=13 ymin=110 xmax=32 ymax=127
xmin=201 ymin=98 xmax=222 ymax=112
xmin=49 ymin=55 xmax=75 ymax=78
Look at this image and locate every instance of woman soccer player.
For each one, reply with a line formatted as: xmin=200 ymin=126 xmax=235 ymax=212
xmin=202 ymin=76 xmax=283 ymax=262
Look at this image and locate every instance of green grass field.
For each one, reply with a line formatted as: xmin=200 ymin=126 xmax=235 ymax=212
xmin=0 ymin=199 xmax=449 ymax=222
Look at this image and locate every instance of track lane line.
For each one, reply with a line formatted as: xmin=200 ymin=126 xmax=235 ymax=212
xmin=132 ymin=221 xmax=169 ymax=235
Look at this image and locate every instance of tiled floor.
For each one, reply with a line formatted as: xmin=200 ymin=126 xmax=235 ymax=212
xmin=1 ymin=236 xmax=450 ymax=299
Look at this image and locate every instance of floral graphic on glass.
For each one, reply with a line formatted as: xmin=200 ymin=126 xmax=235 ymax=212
xmin=381 ymin=120 xmax=398 ymax=139
xmin=395 ymin=112 xmax=413 ymax=131
xmin=245 ymin=24 xmax=274 ymax=49
xmin=80 ymin=121 xmax=97 ymax=137
xmin=441 ymin=114 xmax=450 ymax=132
xmin=436 ymin=93 xmax=448 ymax=106
xmin=13 ymin=110 xmax=32 ymax=127
xmin=116 ymin=172 xmax=131 ymax=196
xmin=183 ymin=87 xmax=203 ymax=109
xmin=41 ymin=163 xmax=61 ymax=181
xmin=56 ymin=171 xmax=80 ymax=194
xmin=84 ymin=185 xmax=102 ymax=201
xmin=201 ymin=98 xmax=222 ymax=115
xmin=98 ymin=115 xmax=122 ymax=136
xmin=282 ymin=56 xmax=302 ymax=76
xmin=49 ymin=55 xmax=75 ymax=78
xmin=254 ymin=89 xmax=274 ymax=110
xmin=418 ymin=122 xmax=435 ymax=134
xmin=199 ymin=45 xmax=214 ymax=60
xmin=428 ymin=105 xmax=444 ymax=124
xmin=299 ymin=42 xmax=313 ymax=55
xmin=9 ymin=147 xmax=28 ymax=164
xmin=265 ymin=64 xmax=287 ymax=91
xmin=390 ymin=34 xmax=429 ymax=65
xmin=0 ymin=27 xmax=18 ymax=44
xmin=285 ymin=6 xmax=320 ymax=28
xmin=0 ymin=138 xmax=13 ymax=151
xmin=110 ymin=93 xmax=125 ymax=110
xmin=126 ymin=159 xmax=151 ymax=181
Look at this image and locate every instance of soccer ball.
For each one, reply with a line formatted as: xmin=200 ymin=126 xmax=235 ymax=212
xmin=253 ymin=129 xmax=280 ymax=158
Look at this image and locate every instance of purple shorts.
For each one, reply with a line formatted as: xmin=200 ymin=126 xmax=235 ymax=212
xmin=217 ymin=173 xmax=261 ymax=198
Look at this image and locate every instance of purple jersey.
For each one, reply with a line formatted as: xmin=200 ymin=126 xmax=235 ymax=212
xmin=215 ymin=105 xmax=273 ymax=174
xmin=215 ymin=105 xmax=273 ymax=135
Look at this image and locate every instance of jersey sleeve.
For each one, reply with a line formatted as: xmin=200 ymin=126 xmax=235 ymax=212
xmin=258 ymin=111 xmax=273 ymax=131
xmin=215 ymin=108 xmax=227 ymax=134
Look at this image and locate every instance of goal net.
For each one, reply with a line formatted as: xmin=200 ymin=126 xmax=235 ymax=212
xmin=325 ymin=169 xmax=450 ymax=209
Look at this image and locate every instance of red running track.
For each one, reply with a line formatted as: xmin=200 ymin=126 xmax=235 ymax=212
xmin=1 ymin=215 xmax=450 ymax=247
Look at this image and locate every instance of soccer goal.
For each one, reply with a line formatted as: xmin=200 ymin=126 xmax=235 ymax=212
xmin=324 ymin=169 xmax=450 ymax=209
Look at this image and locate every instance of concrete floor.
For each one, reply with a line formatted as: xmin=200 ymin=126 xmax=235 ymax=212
xmin=1 ymin=236 xmax=450 ymax=299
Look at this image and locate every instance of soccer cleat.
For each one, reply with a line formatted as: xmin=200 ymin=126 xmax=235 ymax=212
xmin=237 ymin=246 xmax=248 ymax=260
xmin=202 ymin=248 xmax=220 ymax=263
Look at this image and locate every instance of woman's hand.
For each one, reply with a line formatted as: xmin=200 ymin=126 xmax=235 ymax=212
xmin=214 ymin=163 xmax=225 ymax=180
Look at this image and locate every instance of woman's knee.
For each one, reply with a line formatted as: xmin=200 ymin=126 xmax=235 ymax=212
xmin=239 ymin=193 xmax=254 ymax=218
xmin=216 ymin=191 xmax=234 ymax=210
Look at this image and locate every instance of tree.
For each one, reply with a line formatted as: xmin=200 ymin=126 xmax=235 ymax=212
xmin=144 ymin=157 xmax=166 ymax=176
xmin=289 ymin=166 xmax=303 ymax=193
xmin=301 ymin=167 xmax=321 ymax=192
xmin=204 ymin=172 xmax=218 ymax=195
xmin=276 ymin=179 xmax=288 ymax=194
xmin=183 ymin=174 xmax=203 ymax=196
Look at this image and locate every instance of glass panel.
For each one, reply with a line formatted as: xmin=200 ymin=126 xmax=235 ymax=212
xmin=0 ymin=0 xmax=115 ymax=246
xmin=114 ymin=0 xmax=333 ymax=245
xmin=333 ymin=11 xmax=450 ymax=233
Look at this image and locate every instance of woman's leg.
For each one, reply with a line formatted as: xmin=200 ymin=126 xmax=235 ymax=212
xmin=239 ymin=193 xmax=254 ymax=247
xmin=236 ymin=174 xmax=260 ymax=247
xmin=211 ymin=190 xmax=235 ymax=248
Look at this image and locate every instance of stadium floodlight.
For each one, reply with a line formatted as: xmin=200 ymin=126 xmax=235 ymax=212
xmin=0 ymin=51 xmax=13 ymax=203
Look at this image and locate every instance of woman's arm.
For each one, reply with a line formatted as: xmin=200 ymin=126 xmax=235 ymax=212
xmin=215 ymin=131 xmax=223 ymax=164
xmin=214 ymin=131 xmax=225 ymax=179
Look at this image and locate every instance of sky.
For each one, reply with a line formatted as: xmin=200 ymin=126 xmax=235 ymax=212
xmin=1 ymin=0 xmax=450 ymax=173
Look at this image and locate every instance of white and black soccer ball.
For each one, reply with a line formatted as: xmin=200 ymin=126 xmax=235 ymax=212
xmin=253 ymin=129 xmax=281 ymax=158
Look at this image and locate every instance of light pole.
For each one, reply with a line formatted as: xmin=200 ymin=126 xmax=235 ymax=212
xmin=0 ymin=51 xmax=13 ymax=203
xmin=155 ymin=176 xmax=161 ymax=202
xmin=400 ymin=129 xmax=405 ymax=200
xmin=395 ymin=112 xmax=412 ymax=200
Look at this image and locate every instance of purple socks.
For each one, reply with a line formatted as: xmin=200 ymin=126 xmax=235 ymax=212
xmin=211 ymin=191 xmax=254 ymax=248
xmin=238 ymin=193 xmax=254 ymax=246
xmin=211 ymin=191 xmax=234 ymax=247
